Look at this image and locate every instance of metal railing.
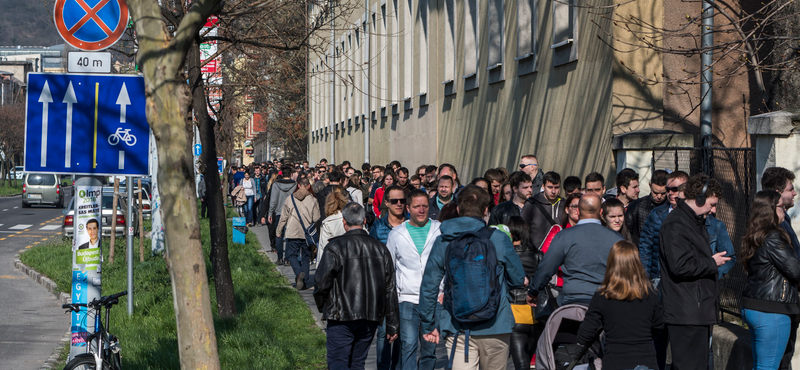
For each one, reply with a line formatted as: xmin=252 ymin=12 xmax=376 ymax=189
xmin=652 ymin=147 xmax=756 ymax=318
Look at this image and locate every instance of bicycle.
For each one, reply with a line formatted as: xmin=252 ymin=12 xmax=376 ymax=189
xmin=62 ymin=291 xmax=127 ymax=370
xmin=107 ymin=128 xmax=137 ymax=146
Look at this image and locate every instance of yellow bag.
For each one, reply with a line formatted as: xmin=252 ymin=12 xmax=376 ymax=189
xmin=511 ymin=304 xmax=537 ymax=325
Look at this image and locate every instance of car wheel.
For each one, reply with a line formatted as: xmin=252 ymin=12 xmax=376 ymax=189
xmin=22 ymin=201 xmax=30 ymax=208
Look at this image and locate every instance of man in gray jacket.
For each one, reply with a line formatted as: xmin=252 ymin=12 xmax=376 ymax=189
xmin=269 ymin=166 xmax=297 ymax=265
xmin=527 ymin=193 xmax=623 ymax=305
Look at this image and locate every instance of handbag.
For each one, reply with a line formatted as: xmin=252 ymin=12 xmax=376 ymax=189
xmin=290 ymin=195 xmax=319 ymax=253
xmin=533 ymin=284 xmax=560 ymax=320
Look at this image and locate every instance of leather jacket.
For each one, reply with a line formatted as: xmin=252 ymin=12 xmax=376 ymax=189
xmin=313 ymin=229 xmax=400 ymax=334
xmin=741 ymin=230 xmax=800 ymax=315
xmin=488 ymin=200 xmax=522 ymax=226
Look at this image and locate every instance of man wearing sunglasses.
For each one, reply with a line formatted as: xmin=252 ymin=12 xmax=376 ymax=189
xmin=519 ymin=155 xmax=543 ymax=195
xmin=369 ymin=185 xmax=409 ymax=370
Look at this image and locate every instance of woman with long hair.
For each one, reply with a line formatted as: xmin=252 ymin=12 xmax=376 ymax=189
xmin=560 ymin=193 xmax=582 ymax=229
xmin=373 ymin=171 xmax=397 ymax=218
xmin=602 ymin=198 xmax=632 ymax=242
xmin=740 ymin=190 xmax=800 ymax=369
xmin=505 ymin=216 xmax=544 ymax=370
xmin=317 ymin=187 xmax=351 ymax=267
xmin=577 ymin=240 xmax=664 ymax=370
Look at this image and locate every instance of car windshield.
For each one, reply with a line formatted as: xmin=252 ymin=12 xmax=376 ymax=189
xmin=102 ymin=195 xmax=123 ymax=210
xmin=27 ymin=174 xmax=56 ymax=186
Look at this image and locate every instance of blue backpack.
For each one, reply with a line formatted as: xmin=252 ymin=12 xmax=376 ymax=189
xmin=443 ymin=226 xmax=503 ymax=369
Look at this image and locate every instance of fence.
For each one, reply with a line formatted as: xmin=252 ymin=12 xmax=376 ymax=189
xmin=652 ymin=147 xmax=756 ymax=317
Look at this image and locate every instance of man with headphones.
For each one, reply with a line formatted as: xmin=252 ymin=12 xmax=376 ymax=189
xmin=658 ymin=174 xmax=731 ymax=370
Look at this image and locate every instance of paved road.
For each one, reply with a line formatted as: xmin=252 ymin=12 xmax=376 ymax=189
xmin=0 ymin=194 xmax=72 ymax=370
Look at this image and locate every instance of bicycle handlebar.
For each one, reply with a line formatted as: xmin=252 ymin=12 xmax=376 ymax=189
xmin=62 ymin=291 xmax=128 ymax=312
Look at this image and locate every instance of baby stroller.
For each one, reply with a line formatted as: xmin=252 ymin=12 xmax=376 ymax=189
xmin=536 ymin=304 xmax=602 ymax=370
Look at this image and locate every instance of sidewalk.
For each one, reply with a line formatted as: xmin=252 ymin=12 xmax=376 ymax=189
xmin=250 ymin=223 xmax=513 ymax=369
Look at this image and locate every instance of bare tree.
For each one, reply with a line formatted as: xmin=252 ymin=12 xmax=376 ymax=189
xmin=0 ymin=102 xmax=25 ymax=187
xmin=126 ymin=0 xmax=222 ymax=368
xmin=592 ymin=0 xmax=800 ymax=117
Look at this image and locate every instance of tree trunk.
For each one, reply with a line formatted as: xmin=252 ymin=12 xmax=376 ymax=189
xmin=189 ymin=39 xmax=237 ymax=319
xmin=127 ymin=1 xmax=221 ymax=369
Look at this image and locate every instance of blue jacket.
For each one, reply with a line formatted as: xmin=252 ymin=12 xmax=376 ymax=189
xmin=369 ymin=215 xmax=409 ymax=244
xmin=706 ymin=215 xmax=736 ymax=280
xmin=418 ymin=217 xmax=525 ymax=336
xmin=640 ymin=203 xmax=737 ymax=280
xmin=781 ymin=218 xmax=800 ymax=258
xmin=639 ymin=203 xmax=670 ymax=279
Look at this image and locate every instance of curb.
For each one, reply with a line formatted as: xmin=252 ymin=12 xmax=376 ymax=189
xmin=257 ymin=248 xmax=325 ymax=330
xmin=0 ymin=193 xmax=22 ymax=198
xmin=13 ymin=252 xmax=71 ymax=370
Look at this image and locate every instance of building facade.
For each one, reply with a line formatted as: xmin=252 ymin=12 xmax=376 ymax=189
xmin=306 ymin=0 xmax=753 ymax=183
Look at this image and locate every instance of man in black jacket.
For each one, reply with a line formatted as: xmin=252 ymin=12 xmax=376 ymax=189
xmin=521 ymin=171 xmax=565 ymax=248
xmin=316 ymin=169 xmax=344 ymax=213
xmin=626 ymin=169 xmax=669 ymax=246
xmin=659 ymin=174 xmax=730 ymax=370
xmin=489 ymin=172 xmax=532 ymax=226
xmin=314 ymin=202 xmax=399 ymax=370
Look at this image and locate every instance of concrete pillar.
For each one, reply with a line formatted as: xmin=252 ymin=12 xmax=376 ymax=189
xmin=611 ymin=128 xmax=694 ymax=194
xmin=748 ymin=110 xmax=800 ymax=368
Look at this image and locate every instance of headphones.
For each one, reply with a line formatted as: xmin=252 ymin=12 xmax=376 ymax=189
xmin=696 ymin=178 xmax=710 ymax=207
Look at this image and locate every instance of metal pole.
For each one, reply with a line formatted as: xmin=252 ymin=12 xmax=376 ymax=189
xmin=330 ymin=0 xmax=336 ymax=164
xmin=700 ymin=0 xmax=713 ymax=149
xmin=126 ymin=177 xmax=134 ymax=316
xmin=364 ymin=0 xmax=370 ymax=164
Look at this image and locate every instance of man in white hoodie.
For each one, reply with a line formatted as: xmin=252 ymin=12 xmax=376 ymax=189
xmin=386 ymin=189 xmax=442 ymax=370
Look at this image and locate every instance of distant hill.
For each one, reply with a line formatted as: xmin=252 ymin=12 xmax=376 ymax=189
xmin=0 ymin=0 xmax=62 ymax=46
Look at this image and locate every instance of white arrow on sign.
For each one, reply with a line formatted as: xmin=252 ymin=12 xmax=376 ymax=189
xmin=116 ymin=83 xmax=130 ymax=123
xmin=63 ymin=81 xmax=77 ymax=168
xmin=38 ymin=81 xmax=53 ymax=167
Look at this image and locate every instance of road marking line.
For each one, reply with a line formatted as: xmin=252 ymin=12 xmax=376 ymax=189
xmin=40 ymin=225 xmax=61 ymax=231
xmin=40 ymin=222 xmax=47 ymax=225
xmin=2 ymin=209 xmax=6 ymax=211
xmin=13 ymin=206 xmax=18 ymax=209
xmin=0 ymin=238 xmax=5 ymax=241
xmin=0 ymin=275 xmax=26 ymax=280
xmin=8 ymin=225 xmax=33 ymax=230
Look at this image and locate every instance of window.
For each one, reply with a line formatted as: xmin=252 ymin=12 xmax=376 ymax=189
xmin=390 ymin=0 xmax=400 ymax=115
xmin=464 ymin=0 xmax=479 ymax=91
xmin=486 ymin=0 xmax=503 ymax=83
xmin=516 ymin=0 xmax=537 ymax=75
xmin=552 ymin=0 xmax=578 ymax=66
xmin=442 ymin=0 xmax=456 ymax=95
xmin=417 ymin=0 xmax=429 ymax=105
xmin=402 ymin=0 xmax=413 ymax=109
xmin=378 ymin=4 xmax=387 ymax=117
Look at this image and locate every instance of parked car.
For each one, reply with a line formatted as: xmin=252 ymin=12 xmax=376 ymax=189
xmin=62 ymin=190 xmax=139 ymax=239
xmin=121 ymin=178 xmax=152 ymax=219
xmin=5 ymin=166 xmax=24 ymax=180
xmin=22 ymin=173 xmax=64 ymax=208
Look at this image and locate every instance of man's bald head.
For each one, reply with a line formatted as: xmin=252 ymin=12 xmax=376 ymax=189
xmin=579 ymin=193 xmax=602 ymax=219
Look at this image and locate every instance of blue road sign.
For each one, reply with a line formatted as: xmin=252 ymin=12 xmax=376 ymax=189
xmin=194 ymin=144 xmax=202 ymax=156
xmin=24 ymin=73 xmax=150 ymax=176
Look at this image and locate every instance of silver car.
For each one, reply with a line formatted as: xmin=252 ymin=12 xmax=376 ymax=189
xmin=62 ymin=190 xmax=139 ymax=238
xmin=22 ymin=173 xmax=64 ymax=208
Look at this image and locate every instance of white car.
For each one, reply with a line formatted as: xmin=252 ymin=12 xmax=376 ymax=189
xmin=62 ymin=189 xmax=139 ymax=238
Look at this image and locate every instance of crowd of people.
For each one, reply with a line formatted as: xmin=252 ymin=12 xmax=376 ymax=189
xmin=213 ymin=156 xmax=798 ymax=370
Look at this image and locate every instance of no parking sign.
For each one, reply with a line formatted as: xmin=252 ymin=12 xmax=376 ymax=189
xmin=54 ymin=0 xmax=130 ymax=51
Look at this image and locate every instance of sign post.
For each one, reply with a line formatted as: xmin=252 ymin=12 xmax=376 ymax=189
xmin=70 ymin=176 xmax=104 ymax=359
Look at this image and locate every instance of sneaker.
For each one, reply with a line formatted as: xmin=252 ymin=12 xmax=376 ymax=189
xmin=285 ymin=260 xmax=291 ymax=266
xmin=296 ymin=272 xmax=305 ymax=290
xmin=277 ymin=258 xmax=284 ymax=265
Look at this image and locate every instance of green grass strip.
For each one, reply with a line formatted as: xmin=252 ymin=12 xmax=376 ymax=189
xmin=21 ymin=218 xmax=326 ymax=369
xmin=0 ymin=183 xmax=23 ymax=196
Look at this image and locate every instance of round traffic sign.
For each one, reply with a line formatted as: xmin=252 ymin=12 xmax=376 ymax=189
xmin=54 ymin=0 xmax=129 ymax=51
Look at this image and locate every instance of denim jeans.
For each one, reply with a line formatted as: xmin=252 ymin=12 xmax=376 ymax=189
xmin=327 ymin=319 xmax=379 ymax=370
xmin=742 ymin=308 xmax=792 ymax=370
xmin=398 ymin=301 xmax=437 ymax=370
xmin=284 ymin=238 xmax=311 ymax=287
xmin=376 ymin=318 xmax=401 ymax=370
xmin=244 ymin=195 xmax=255 ymax=224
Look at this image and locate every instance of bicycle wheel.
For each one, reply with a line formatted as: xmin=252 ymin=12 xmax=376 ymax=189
xmin=108 ymin=134 xmax=119 ymax=146
xmin=125 ymin=135 xmax=136 ymax=146
xmin=63 ymin=354 xmax=96 ymax=370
